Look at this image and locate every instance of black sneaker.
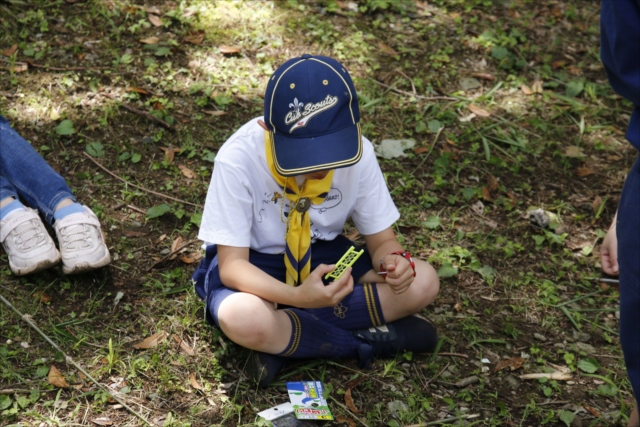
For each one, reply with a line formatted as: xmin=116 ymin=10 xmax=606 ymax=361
xmin=352 ymin=314 xmax=438 ymax=358
xmin=245 ymin=351 xmax=288 ymax=387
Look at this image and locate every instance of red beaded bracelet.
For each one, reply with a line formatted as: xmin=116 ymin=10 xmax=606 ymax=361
xmin=379 ymin=251 xmax=416 ymax=277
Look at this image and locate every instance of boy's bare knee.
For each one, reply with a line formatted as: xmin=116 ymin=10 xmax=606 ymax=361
xmin=217 ymin=295 xmax=274 ymax=348
xmin=415 ymin=260 xmax=439 ymax=308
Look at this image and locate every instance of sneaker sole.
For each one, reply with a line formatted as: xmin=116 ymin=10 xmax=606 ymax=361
xmin=10 ymin=255 xmax=60 ymax=276
xmin=62 ymin=252 xmax=111 ymax=275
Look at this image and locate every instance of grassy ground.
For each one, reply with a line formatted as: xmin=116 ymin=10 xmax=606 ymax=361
xmin=0 ymin=0 xmax=636 ymax=426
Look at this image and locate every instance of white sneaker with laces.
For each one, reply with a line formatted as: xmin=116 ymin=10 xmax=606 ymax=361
xmin=53 ymin=206 xmax=111 ymax=274
xmin=0 ymin=208 xmax=61 ymax=275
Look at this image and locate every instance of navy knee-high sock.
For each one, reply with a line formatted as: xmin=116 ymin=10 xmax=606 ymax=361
xmin=305 ymin=283 xmax=386 ymax=330
xmin=277 ymin=308 xmax=369 ymax=360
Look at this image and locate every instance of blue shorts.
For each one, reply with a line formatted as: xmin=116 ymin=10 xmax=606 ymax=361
xmin=192 ymin=235 xmax=375 ymax=327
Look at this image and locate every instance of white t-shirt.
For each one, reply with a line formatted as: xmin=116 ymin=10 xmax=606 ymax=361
xmin=199 ymin=117 xmax=400 ymax=254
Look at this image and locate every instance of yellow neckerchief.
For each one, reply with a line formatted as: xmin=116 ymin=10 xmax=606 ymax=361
xmin=265 ymin=131 xmax=334 ymax=286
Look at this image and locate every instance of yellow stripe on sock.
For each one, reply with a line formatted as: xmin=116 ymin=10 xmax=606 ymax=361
xmin=364 ymin=283 xmax=382 ymax=327
xmin=281 ymin=310 xmax=302 ymax=357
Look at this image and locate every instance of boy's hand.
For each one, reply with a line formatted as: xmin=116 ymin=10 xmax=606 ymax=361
xmin=601 ymin=224 xmax=619 ymax=276
xmin=381 ymin=254 xmax=415 ymax=294
xmin=294 ymin=264 xmax=354 ymax=308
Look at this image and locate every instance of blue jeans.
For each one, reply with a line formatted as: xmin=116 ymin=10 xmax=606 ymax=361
xmin=0 ymin=115 xmax=76 ymax=225
xmin=618 ymin=155 xmax=640 ymax=407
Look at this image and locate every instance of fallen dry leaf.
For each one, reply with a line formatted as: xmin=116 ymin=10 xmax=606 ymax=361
xmin=49 ymin=365 xmax=69 ymax=388
xmin=550 ymin=6 xmax=563 ymax=17
xmin=172 ymin=334 xmax=195 ymax=356
xmin=504 ymin=192 xmax=518 ymax=209
xmin=481 ymin=186 xmax=493 ymax=202
xmin=189 ymin=373 xmax=203 ymax=390
xmin=219 ymin=45 xmax=241 ymax=54
xmin=127 ymin=87 xmax=150 ymax=95
xmin=485 ymin=173 xmax=499 ymax=191
xmin=552 ymin=60 xmax=567 ymax=69
xmin=159 ymin=146 xmax=181 ymax=163
xmin=564 ymin=145 xmax=585 ymax=158
xmin=376 ymin=42 xmax=398 ymax=56
xmin=34 ymin=291 xmax=53 ymax=304
xmin=202 ymin=110 xmax=227 ymax=116
xmin=583 ymin=403 xmax=600 ymax=418
xmin=576 ymin=167 xmax=595 ymax=177
xmin=13 ymin=63 xmax=28 ymax=73
xmin=472 ymin=72 xmax=495 ymax=81
xmin=565 ymin=237 xmax=591 ymax=251
xmin=147 ymin=13 xmax=163 ymax=27
xmin=122 ymin=229 xmax=147 ymax=237
xmin=458 ymin=112 xmax=476 ymax=122
xmin=139 ymin=36 xmax=159 ymax=45
xmin=2 ymin=44 xmax=18 ymax=56
xmin=568 ymin=65 xmax=581 ymax=76
xmin=468 ymin=104 xmax=491 ymax=117
xmin=345 ymin=376 xmax=366 ymax=389
xmin=531 ymin=80 xmax=543 ymax=94
xmin=336 ymin=415 xmax=356 ymax=427
xmin=521 ymin=84 xmax=534 ymax=95
xmin=178 ymin=164 xmax=196 ymax=179
xmin=182 ymin=8 xmax=198 ymax=18
xmin=592 ymin=195 xmax=603 ymax=213
xmin=180 ymin=253 xmax=201 ymax=264
xmin=171 ymin=236 xmax=184 ymax=253
xmin=494 ymin=357 xmax=525 ymax=373
xmin=92 ymin=418 xmax=113 ymax=426
xmin=344 ymin=388 xmax=359 ymax=413
xmin=414 ymin=146 xmax=431 ymax=154
xmin=482 ymin=174 xmax=499 ymax=201
xmin=133 ymin=331 xmax=168 ymax=349
xmin=183 ymin=33 xmax=205 ymax=45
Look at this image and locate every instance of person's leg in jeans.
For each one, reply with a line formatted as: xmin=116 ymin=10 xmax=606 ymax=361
xmin=617 ymin=158 xmax=640 ymax=427
xmin=0 ymin=116 xmax=110 ymax=274
xmin=0 ymin=115 xmax=78 ymax=224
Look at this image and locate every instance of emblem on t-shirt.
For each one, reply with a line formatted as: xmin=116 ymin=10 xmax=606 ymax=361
xmin=312 ymin=187 xmax=342 ymax=214
xmin=285 ymin=95 xmax=339 ymax=133
xmin=271 ymin=191 xmax=283 ymax=203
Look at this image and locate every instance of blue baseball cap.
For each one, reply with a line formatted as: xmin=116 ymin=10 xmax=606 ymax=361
xmin=264 ymin=54 xmax=362 ymax=177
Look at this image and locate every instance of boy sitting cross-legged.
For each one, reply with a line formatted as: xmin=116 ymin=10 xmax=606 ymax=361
xmin=193 ymin=54 xmax=440 ymax=386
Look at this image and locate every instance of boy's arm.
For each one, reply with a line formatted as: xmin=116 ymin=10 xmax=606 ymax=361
xmin=217 ymin=244 xmax=354 ymax=308
xmin=364 ymin=227 xmax=415 ymax=294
